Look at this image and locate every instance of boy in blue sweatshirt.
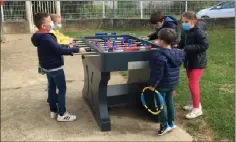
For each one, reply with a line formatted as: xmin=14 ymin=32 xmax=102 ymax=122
xmin=149 ymin=28 xmax=184 ymax=135
xmin=31 ymin=12 xmax=85 ymax=122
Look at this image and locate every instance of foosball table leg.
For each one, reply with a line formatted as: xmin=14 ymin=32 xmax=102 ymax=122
xmin=82 ymin=55 xmax=111 ymax=131
xmin=95 ymin=72 xmax=111 ymax=131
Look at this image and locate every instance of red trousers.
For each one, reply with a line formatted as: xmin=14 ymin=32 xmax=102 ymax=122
xmin=187 ymin=69 xmax=204 ymax=108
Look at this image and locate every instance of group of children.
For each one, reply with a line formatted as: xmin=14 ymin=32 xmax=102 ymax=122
xmin=31 ymin=10 xmax=209 ymax=136
xmin=148 ymin=11 xmax=209 ymax=135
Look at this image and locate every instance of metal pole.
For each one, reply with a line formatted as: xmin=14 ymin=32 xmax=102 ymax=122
xmin=102 ymin=1 xmax=105 ymax=18
xmin=55 ymin=1 xmax=61 ymax=15
xmin=140 ymin=1 xmax=143 ymax=19
xmin=185 ymin=1 xmax=188 ymax=12
xmin=0 ymin=5 xmax=3 ymax=43
xmin=1 ymin=4 xmax=3 ymax=22
xmin=26 ymin=1 xmax=34 ymax=33
xmin=112 ymin=1 xmax=115 ymax=18
xmin=73 ymin=52 xmax=97 ymax=55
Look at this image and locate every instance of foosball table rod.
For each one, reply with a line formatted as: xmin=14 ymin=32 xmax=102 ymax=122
xmin=73 ymin=52 xmax=98 ymax=55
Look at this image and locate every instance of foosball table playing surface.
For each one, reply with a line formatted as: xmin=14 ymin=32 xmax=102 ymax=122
xmin=74 ymin=33 xmax=160 ymax=131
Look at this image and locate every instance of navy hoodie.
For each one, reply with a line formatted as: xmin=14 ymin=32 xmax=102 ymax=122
xmin=150 ymin=47 xmax=184 ymax=90
xmin=31 ymin=33 xmax=79 ymax=70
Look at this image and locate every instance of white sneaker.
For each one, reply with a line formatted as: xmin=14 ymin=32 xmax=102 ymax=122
xmin=183 ymin=104 xmax=193 ymax=111
xmin=50 ymin=112 xmax=57 ymax=119
xmin=57 ymin=112 xmax=76 ymax=122
xmin=185 ymin=108 xmax=203 ymax=119
xmin=183 ymin=104 xmax=202 ymax=111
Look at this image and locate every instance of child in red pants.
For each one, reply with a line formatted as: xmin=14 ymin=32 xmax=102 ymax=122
xmin=178 ymin=11 xmax=209 ymax=119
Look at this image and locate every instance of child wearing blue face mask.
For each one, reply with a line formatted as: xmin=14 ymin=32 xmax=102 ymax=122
xmin=31 ymin=12 xmax=86 ymax=121
xmin=43 ymin=14 xmax=85 ymax=105
xmin=50 ymin=14 xmax=75 ymax=46
xmin=178 ymin=11 xmax=209 ymax=119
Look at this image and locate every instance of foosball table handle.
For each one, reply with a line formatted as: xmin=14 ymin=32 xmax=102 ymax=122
xmin=73 ymin=52 xmax=97 ymax=55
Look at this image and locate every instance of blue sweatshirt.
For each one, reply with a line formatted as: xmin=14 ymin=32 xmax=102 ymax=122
xmin=150 ymin=47 xmax=184 ymax=90
xmin=31 ymin=33 xmax=79 ymax=70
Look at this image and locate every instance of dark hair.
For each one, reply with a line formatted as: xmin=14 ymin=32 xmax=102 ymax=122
xmin=33 ymin=12 xmax=49 ymax=29
xmin=158 ymin=28 xmax=176 ymax=45
xmin=150 ymin=11 xmax=165 ymax=24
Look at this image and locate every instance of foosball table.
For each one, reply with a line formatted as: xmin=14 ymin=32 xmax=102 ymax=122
xmin=73 ymin=33 xmax=160 ymax=131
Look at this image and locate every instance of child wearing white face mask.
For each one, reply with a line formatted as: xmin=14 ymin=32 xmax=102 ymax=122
xmin=50 ymin=14 xmax=74 ymax=45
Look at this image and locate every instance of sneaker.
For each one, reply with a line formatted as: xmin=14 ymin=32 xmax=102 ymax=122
xmin=183 ymin=104 xmax=193 ymax=111
xmin=169 ymin=122 xmax=177 ymax=129
xmin=183 ymin=104 xmax=202 ymax=111
xmin=50 ymin=112 xmax=57 ymax=119
xmin=185 ymin=108 xmax=203 ymax=119
xmin=158 ymin=124 xmax=172 ymax=136
xmin=57 ymin=112 xmax=76 ymax=122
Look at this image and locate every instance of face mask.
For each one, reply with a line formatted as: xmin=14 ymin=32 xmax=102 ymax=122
xmin=56 ymin=24 xmax=62 ymax=30
xmin=182 ymin=23 xmax=191 ymax=31
xmin=50 ymin=22 xmax=54 ymax=30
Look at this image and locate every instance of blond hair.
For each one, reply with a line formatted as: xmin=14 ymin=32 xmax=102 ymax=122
xmin=50 ymin=14 xmax=61 ymax=22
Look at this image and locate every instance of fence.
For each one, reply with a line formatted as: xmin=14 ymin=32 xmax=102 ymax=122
xmin=3 ymin=1 xmax=229 ymax=33
xmin=2 ymin=0 xmax=219 ymax=21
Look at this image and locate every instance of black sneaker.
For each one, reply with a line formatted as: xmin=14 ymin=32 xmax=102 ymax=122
xmin=158 ymin=124 xmax=172 ymax=136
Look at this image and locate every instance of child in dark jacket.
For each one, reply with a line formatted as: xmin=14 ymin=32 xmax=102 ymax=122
xmin=149 ymin=28 xmax=184 ymax=136
xmin=178 ymin=11 xmax=209 ymax=119
xmin=31 ymin=12 xmax=85 ymax=122
xmin=148 ymin=11 xmax=178 ymax=47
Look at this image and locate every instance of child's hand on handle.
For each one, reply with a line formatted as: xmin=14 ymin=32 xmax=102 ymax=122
xmin=155 ymin=40 xmax=160 ymax=45
xmin=69 ymin=43 xmax=74 ymax=48
xmin=149 ymin=87 xmax=155 ymax=91
xmin=79 ymin=48 xmax=86 ymax=53
xmin=173 ymin=44 xmax=178 ymax=48
xmin=69 ymin=38 xmax=74 ymax=44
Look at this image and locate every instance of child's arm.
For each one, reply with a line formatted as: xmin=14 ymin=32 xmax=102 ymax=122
xmin=150 ymin=56 xmax=166 ymax=88
xmin=148 ymin=31 xmax=158 ymax=41
xmin=42 ymin=34 xmax=79 ymax=55
xmin=178 ymin=32 xmax=185 ymax=49
xmin=184 ymin=30 xmax=209 ymax=53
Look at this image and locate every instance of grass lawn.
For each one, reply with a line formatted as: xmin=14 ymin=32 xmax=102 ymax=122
xmin=65 ymin=28 xmax=235 ymax=141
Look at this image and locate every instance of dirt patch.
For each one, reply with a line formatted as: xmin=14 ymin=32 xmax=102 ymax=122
xmin=175 ymin=104 xmax=216 ymax=141
xmin=219 ymin=84 xmax=234 ymax=94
